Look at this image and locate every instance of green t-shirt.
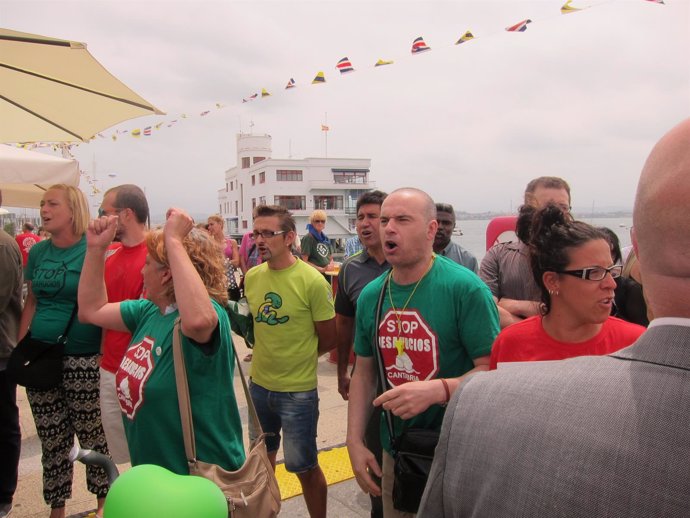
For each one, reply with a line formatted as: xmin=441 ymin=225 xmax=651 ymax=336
xmin=300 ymin=232 xmax=334 ymax=268
xmin=25 ymin=236 xmax=101 ymax=355
xmin=118 ymin=298 xmax=245 ymax=474
xmin=354 ymin=255 xmax=499 ymax=452
xmin=245 ymin=259 xmax=335 ymax=392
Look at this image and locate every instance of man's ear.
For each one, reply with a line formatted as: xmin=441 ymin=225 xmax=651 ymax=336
xmin=428 ymin=219 xmax=439 ymax=240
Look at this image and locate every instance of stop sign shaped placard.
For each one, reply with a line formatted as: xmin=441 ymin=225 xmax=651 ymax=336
xmin=377 ymin=309 xmax=439 ymax=387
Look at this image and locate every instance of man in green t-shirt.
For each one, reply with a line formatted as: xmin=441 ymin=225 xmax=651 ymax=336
xmin=244 ymin=205 xmax=336 ymax=518
xmin=346 ymin=188 xmax=499 ymax=517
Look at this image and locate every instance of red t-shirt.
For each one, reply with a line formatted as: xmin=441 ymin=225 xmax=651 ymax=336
xmin=15 ymin=232 xmax=41 ymax=267
xmin=490 ymin=315 xmax=645 ymax=370
xmin=101 ymin=241 xmax=148 ymax=373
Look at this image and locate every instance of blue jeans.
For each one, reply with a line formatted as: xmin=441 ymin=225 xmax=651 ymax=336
xmin=249 ymin=381 xmax=319 ymax=473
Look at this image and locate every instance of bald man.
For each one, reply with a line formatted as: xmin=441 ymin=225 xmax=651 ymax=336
xmin=418 ymin=119 xmax=690 ymax=518
xmin=347 ymin=188 xmax=499 ymax=517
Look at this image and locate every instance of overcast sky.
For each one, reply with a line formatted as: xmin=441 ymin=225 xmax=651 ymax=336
xmin=2 ymin=0 xmax=689 ymax=217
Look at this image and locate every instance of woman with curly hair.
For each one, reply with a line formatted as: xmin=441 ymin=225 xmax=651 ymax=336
xmin=489 ymin=204 xmax=645 ymax=370
xmin=78 ymin=208 xmax=245 ymax=474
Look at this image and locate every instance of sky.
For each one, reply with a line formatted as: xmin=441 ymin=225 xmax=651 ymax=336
xmin=2 ymin=0 xmax=689 ymax=218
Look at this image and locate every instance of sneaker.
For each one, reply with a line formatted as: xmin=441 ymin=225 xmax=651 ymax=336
xmin=0 ymin=502 xmax=13 ymax=518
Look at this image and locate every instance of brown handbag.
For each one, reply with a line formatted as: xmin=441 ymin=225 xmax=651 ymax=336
xmin=172 ymin=320 xmax=281 ymax=517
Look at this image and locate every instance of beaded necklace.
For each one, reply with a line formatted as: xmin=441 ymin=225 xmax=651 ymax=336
xmin=386 ymin=254 xmax=435 ymax=353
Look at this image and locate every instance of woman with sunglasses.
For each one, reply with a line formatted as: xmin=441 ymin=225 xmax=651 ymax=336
xmin=489 ymin=204 xmax=645 ymax=370
xmin=300 ymin=209 xmax=334 ymax=274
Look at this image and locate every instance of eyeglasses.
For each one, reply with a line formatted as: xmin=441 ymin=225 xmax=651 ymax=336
xmin=558 ymin=265 xmax=622 ymax=281
xmin=98 ymin=208 xmax=123 ymax=218
xmin=252 ymin=230 xmax=286 ymax=239
xmin=313 ymin=219 xmax=326 ymax=224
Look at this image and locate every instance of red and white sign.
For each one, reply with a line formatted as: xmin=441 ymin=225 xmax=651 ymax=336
xmin=377 ymin=309 xmax=439 ymax=387
xmin=116 ymin=337 xmax=155 ymax=419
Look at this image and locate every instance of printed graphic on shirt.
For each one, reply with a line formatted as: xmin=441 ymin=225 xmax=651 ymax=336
xmin=19 ymin=236 xmax=38 ymax=254
xmin=32 ymin=259 xmax=68 ymax=297
xmin=316 ymin=242 xmax=330 ymax=258
xmin=117 ymin=337 xmax=155 ymax=419
xmin=255 ymin=292 xmax=289 ymax=325
xmin=378 ymin=309 xmax=439 ymax=386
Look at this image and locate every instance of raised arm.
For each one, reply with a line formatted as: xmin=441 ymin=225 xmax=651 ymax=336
xmin=164 ymin=208 xmax=218 ymax=343
xmin=78 ymin=215 xmax=128 ymax=332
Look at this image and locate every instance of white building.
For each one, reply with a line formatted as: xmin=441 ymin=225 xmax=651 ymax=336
xmin=218 ymin=133 xmax=375 ymax=239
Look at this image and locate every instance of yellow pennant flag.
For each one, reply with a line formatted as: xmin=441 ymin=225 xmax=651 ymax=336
xmin=312 ymin=71 xmax=326 ymax=84
xmin=131 ymin=129 xmax=141 ymax=138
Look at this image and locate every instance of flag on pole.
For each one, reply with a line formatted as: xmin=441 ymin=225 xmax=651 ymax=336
xmin=374 ymin=58 xmax=394 ymax=67
xmin=506 ymin=19 xmax=532 ymax=32
xmin=312 ymin=72 xmax=326 ymax=84
xmin=455 ymin=31 xmax=475 ymax=44
xmin=285 ymin=78 xmax=296 ymax=89
xmin=411 ymin=37 xmax=431 ymax=54
xmin=321 ymin=124 xmax=330 ymax=131
xmin=336 ymin=57 xmax=354 ymax=74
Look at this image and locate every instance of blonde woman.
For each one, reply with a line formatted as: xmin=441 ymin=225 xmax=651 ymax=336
xmin=207 ymin=214 xmax=241 ymax=300
xmin=301 ymin=209 xmax=334 ymax=273
xmin=18 ymin=184 xmax=109 ymax=518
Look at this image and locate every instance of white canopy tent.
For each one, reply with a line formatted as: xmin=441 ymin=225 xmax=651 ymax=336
xmin=0 ymin=144 xmax=80 ymax=208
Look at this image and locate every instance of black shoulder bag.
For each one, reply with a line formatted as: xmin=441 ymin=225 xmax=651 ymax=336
xmin=371 ymin=276 xmax=440 ymax=514
xmin=8 ymin=305 xmax=78 ymax=390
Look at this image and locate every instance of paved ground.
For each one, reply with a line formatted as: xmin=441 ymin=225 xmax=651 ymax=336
xmin=12 ymin=336 xmax=370 ymax=517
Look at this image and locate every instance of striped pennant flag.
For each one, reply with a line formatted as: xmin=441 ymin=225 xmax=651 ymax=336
xmin=411 ymin=36 xmax=431 ymax=54
xmin=336 ymin=57 xmax=354 ymax=74
xmin=285 ymin=78 xmax=296 ymax=89
xmin=506 ymin=19 xmax=532 ymax=32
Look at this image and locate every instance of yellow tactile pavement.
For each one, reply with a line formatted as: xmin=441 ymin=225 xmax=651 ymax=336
xmin=276 ymin=445 xmax=355 ymax=500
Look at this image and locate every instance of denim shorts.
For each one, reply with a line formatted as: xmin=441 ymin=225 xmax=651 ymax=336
xmin=249 ymin=381 xmax=320 ymax=473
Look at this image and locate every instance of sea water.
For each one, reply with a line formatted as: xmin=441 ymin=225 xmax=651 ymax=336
xmin=453 ymin=216 xmax=633 ymax=263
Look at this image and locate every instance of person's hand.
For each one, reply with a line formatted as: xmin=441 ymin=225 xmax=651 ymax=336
xmin=164 ymin=208 xmax=193 ymax=243
xmin=346 ymin=441 xmax=382 ymax=497
xmin=337 ymin=373 xmax=351 ymax=400
xmin=86 ymin=215 xmax=118 ymax=250
xmin=373 ymin=380 xmax=443 ymax=420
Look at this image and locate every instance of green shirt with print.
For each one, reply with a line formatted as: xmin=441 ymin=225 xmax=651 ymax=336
xmin=354 ymin=255 xmax=499 ymax=453
xmin=25 ymin=236 xmax=101 ymax=355
xmin=300 ymin=232 xmax=334 ymax=268
xmin=118 ymin=298 xmax=245 ymax=474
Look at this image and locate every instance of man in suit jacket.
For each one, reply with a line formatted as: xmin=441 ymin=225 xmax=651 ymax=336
xmin=418 ymin=117 xmax=690 ymax=518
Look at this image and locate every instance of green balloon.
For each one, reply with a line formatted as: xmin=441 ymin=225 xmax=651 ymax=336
xmin=103 ymin=464 xmax=227 ymax=518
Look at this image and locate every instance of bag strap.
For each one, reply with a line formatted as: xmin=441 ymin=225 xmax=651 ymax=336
xmin=172 ymin=318 xmax=265 ymax=470
xmin=370 ymin=275 xmax=398 ymax=452
xmin=172 ymin=319 xmax=198 ymax=467
xmin=57 ymin=304 xmax=79 ymax=345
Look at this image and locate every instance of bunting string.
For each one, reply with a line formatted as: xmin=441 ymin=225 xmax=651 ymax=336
xmin=12 ymin=0 xmax=665 ymax=147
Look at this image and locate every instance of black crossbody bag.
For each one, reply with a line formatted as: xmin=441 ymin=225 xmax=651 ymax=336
xmin=8 ymin=305 xmax=78 ymax=390
xmin=371 ymin=277 xmax=440 ymax=514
